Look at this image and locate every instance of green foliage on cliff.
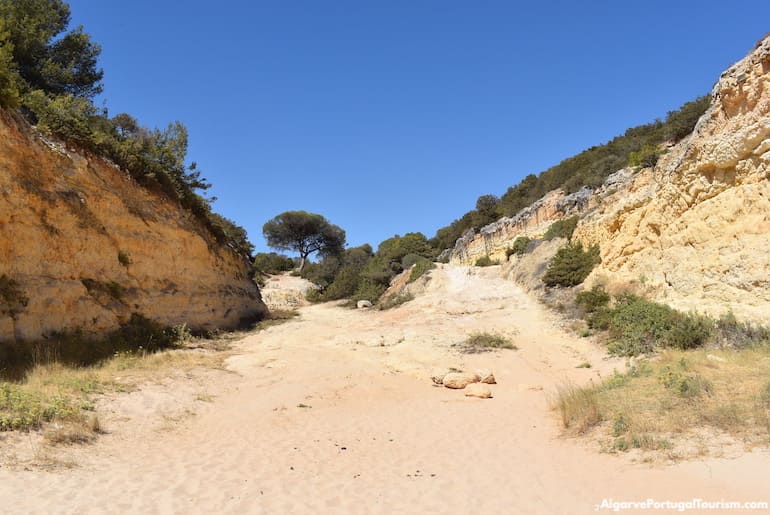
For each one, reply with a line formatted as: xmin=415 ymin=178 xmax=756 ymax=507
xmin=542 ymin=243 xmax=601 ymax=287
xmin=0 ymin=0 xmax=254 ymax=258
xmin=430 ymin=96 xmax=710 ymax=252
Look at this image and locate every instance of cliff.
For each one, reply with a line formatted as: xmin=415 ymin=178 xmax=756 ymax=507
xmin=449 ymin=35 xmax=770 ymax=322
xmin=0 ymin=111 xmax=267 ymax=343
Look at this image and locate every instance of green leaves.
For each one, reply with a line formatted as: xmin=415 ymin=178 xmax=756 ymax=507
xmin=263 ymin=211 xmax=346 ymax=271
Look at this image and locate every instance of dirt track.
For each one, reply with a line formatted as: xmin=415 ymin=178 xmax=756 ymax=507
xmin=1 ymin=265 xmax=767 ymax=514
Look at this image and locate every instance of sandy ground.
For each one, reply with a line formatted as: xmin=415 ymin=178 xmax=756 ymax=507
xmin=1 ymin=265 xmax=768 ymax=514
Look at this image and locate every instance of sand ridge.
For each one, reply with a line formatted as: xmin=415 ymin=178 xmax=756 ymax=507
xmin=0 ymin=264 xmax=767 ymax=514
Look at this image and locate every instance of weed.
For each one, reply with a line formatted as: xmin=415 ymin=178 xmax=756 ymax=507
xmin=117 ymin=250 xmax=132 ymax=267
xmin=506 ymin=236 xmax=531 ymax=258
xmin=460 ymin=332 xmax=516 ymax=353
xmin=554 ymin=382 xmax=602 ymax=434
xmin=543 ymin=216 xmax=579 ymax=241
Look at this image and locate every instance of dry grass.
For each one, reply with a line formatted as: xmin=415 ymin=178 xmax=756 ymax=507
xmin=553 ymin=347 xmax=770 ymax=458
xmin=459 ymin=332 xmax=517 ymax=353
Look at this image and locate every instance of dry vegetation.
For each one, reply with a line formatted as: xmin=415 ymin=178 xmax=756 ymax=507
xmin=459 ymin=332 xmax=517 ymax=353
xmin=554 ymin=347 xmax=770 ymax=459
xmin=0 ymin=310 xmax=299 ymax=447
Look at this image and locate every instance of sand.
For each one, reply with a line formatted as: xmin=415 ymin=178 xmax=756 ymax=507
xmin=0 ymin=264 xmax=768 ymax=514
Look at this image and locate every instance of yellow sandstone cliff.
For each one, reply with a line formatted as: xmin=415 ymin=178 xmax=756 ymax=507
xmin=0 ymin=111 xmax=266 ymax=343
xmin=450 ymin=35 xmax=770 ymax=322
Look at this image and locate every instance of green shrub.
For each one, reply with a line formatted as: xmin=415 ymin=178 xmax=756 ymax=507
xmin=117 ymin=250 xmax=132 ymax=267
xmin=253 ymin=252 xmax=295 ymax=275
xmin=408 ymin=257 xmax=435 ymax=283
xmin=474 ymin=256 xmax=498 ymax=267
xmin=543 ymin=216 xmax=578 ymax=241
xmin=322 ymin=265 xmax=364 ymax=301
xmin=542 ymin=243 xmax=600 ymax=287
xmin=603 ymin=295 xmax=713 ymax=357
xmin=575 ymin=286 xmax=610 ymax=313
xmin=628 ymin=144 xmax=661 ymax=168
xmin=352 ymin=279 xmax=386 ymax=305
xmin=659 ymin=366 xmax=712 ymax=398
xmin=713 ymin=312 xmax=770 ymax=348
xmin=400 ymin=253 xmax=423 ymax=269
xmin=506 ymin=236 xmax=531 ymax=257
xmin=461 ymin=332 xmax=516 ymax=353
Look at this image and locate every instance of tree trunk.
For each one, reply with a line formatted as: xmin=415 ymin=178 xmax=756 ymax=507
xmin=298 ymin=254 xmax=307 ymax=273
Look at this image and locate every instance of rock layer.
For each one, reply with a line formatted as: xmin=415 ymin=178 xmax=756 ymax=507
xmin=449 ymin=36 xmax=770 ymax=323
xmin=0 ymin=112 xmax=267 ymax=342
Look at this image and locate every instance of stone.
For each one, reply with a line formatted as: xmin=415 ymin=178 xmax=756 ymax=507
xmin=356 ymin=300 xmax=373 ymax=309
xmin=476 ymin=369 xmax=496 ymax=384
xmin=464 ymin=383 xmax=492 ymax=399
xmin=442 ymin=372 xmax=480 ymax=389
xmin=430 ymin=368 xmax=451 ymax=385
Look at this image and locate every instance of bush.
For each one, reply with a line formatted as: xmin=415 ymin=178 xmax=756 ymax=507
xmin=461 ymin=332 xmax=516 ymax=353
xmin=474 ymin=256 xmax=498 ymax=267
xmin=628 ymin=143 xmax=661 ymax=168
xmin=604 ymin=295 xmax=713 ymax=356
xmin=352 ymin=279 xmax=386 ymax=305
xmin=575 ymin=286 xmax=610 ymax=313
xmin=544 ymin=216 xmax=579 ymax=241
xmin=542 ymin=243 xmax=600 ymax=287
xmin=506 ymin=236 xmax=531 ymax=258
xmin=253 ymin=252 xmax=295 ymax=275
xmin=408 ymin=257 xmax=435 ymax=283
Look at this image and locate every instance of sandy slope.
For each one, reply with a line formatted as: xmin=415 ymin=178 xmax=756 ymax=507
xmin=0 ymin=265 xmax=768 ymax=514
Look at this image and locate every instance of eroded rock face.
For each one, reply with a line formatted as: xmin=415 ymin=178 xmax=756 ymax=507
xmin=0 ymin=112 xmax=267 ymax=342
xmin=447 ymin=36 xmax=770 ymax=323
xmin=575 ymin=36 xmax=770 ymax=322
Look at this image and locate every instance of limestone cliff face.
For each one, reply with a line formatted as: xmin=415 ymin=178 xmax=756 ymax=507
xmin=576 ymin=36 xmax=770 ymax=321
xmin=447 ymin=186 xmax=594 ymax=265
xmin=0 ymin=112 xmax=267 ymax=343
xmin=449 ymin=35 xmax=770 ymax=322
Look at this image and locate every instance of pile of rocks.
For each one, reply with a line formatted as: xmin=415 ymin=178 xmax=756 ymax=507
xmin=431 ymin=368 xmax=496 ymax=399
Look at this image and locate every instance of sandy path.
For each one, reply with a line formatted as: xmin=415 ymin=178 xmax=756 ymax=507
xmin=0 ymin=265 xmax=768 ymax=514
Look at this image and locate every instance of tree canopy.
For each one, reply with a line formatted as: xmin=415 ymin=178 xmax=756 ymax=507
xmin=263 ymin=211 xmax=346 ymax=271
xmin=0 ymin=0 xmax=254 ymax=258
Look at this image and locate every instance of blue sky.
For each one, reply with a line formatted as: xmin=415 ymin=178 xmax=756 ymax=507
xmin=66 ymin=0 xmax=770 ymax=255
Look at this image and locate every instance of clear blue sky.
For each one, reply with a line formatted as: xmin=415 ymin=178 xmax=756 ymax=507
xmin=66 ymin=0 xmax=770 ymax=255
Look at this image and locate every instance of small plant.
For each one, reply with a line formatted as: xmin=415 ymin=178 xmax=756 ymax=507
xmin=460 ymin=332 xmax=516 ymax=353
xmin=117 ymin=250 xmax=132 ymax=267
xmin=543 ymin=216 xmax=579 ymax=240
xmin=576 ymin=361 xmax=592 ymax=368
xmin=575 ymin=286 xmax=610 ymax=313
xmin=474 ymin=256 xmax=498 ymax=267
xmin=553 ymin=382 xmax=602 ymax=434
xmin=378 ymin=292 xmax=414 ymax=310
xmin=506 ymin=236 xmax=531 ymax=257
xmin=659 ymin=366 xmax=712 ymax=398
xmin=612 ymin=414 xmax=628 ymax=436
xmin=542 ymin=243 xmax=601 ymax=287
xmin=408 ymin=257 xmax=435 ymax=283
